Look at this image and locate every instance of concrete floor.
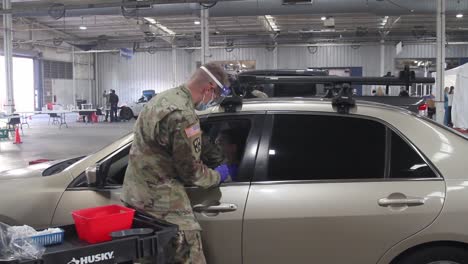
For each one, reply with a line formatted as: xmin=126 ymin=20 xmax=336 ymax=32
xmin=0 ymin=113 xmax=135 ymax=172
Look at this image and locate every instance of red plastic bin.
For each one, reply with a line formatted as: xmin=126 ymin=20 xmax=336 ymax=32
xmin=72 ymin=204 xmax=135 ymax=244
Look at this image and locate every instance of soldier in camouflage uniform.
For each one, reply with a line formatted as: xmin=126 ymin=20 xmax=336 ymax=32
xmin=121 ymin=63 xmax=233 ymax=264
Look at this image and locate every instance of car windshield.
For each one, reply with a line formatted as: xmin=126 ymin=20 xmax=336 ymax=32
xmin=42 ymin=156 xmax=85 ymax=176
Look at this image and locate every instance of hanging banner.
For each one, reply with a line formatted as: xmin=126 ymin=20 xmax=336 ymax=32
xmin=120 ymin=48 xmax=134 ymax=59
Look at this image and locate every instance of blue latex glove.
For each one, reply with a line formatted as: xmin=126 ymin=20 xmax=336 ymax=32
xmin=215 ymin=164 xmax=230 ymax=183
xmin=227 ymin=164 xmax=239 ymax=181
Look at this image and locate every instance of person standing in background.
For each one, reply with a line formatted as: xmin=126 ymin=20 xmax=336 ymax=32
xmin=376 ymin=87 xmax=385 ymax=96
xmin=103 ymin=90 xmax=111 ymax=122
xmin=109 ymin=89 xmax=119 ymax=122
xmin=447 ymin=86 xmax=455 ymax=127
xmin=426 ymin=94 xmax=436 ymax=120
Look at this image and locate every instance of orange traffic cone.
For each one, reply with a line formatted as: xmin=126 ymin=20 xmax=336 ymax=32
xmin=13 ymin=127 xmax=22 ymax=144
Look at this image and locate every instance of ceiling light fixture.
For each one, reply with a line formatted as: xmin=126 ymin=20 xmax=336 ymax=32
xmin=379 ymin=16 xmax=389 ymax=28
xmin=79 ymin=16 xmax=87 ymax=30
xmin=265 ymin=15 xmax=280 ymax=32
xmin=144 ymin=17 xmax=175 ymax=35
xmin=144 ymin=17 xmax=156 ymax=24
xmin=321 ymin=16 xmax=327 ymax=21
xmin=156 ymin=24 xmax=176 ymax=35
xmin=194 ymin=21 xmax=201 ymax=25
xmin=456 ymin=13 xmax=463 ymax=18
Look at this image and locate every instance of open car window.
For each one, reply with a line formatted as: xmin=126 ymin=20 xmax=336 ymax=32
xmin=201 ymin=119 xmax=252 ymax=183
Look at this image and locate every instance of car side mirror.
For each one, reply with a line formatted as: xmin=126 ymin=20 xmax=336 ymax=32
xmin=85 ymin=163 xmax=104 ymax=188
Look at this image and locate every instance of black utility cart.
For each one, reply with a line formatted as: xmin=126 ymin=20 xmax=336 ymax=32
xmin=1 ymin=213 xmax=178 ymax=264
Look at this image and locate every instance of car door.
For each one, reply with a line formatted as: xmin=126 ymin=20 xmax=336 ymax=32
xmin=50 ymin=144 xmax=131 ymax=227
xmin=51 ymin=113 xmax=264 ymax=264
xmin=186 ymin=113 xmax=264 ymax=264
xmin=243 ymin=113 xmax=445 ymax=264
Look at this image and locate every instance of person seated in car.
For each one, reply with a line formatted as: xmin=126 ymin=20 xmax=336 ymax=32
xmin=215 ymin=129 xmax=244 ymax=181
xmin=201 ymin=134 xmax=224 ymax=169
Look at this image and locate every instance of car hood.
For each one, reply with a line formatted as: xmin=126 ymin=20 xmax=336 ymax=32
xmin=0 ymin=160 xmax=63 ymax=180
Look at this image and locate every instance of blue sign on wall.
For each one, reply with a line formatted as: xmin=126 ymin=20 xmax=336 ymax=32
xmin=120 ymin=48 xmax=134 ymax=59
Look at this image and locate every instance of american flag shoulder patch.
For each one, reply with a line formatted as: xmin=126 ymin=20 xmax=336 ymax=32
xmin=185 ymin=123 xmax=201 ymax=138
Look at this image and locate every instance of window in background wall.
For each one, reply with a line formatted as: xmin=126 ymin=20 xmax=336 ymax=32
xmin=0 ymin=56 xmax=35 ymax=112
xmin=43 ymin=60 xmax=73 ymax=79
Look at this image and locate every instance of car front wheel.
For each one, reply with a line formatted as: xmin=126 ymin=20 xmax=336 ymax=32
xmin=396 ymin=246 xmax=468 ymax=264
xmin=119 ymin=107 xmax=134 ymax=121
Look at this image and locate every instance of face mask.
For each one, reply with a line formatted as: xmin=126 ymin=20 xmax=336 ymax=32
xmin=195 ymin=90 xmax=214 ymax=111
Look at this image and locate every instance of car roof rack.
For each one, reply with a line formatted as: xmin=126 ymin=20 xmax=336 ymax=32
xmin=220 ymin=96 xmax=243 ymax=113
xmin=238 ymin=69 xmax=328 ymax=77
xmin=235 ymin=65 xmax=434 ymax=114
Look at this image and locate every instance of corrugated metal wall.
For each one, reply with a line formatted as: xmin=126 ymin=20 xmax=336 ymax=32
xmin=277 ymin=46 xmax=382 ymax=76
xmin=98 ymin=51 xmax=185 ymax=105
xmin=98 ymin=44 xmax=468 ymax=104
xmin=196 ymin=48 xmax=275 ymax=69
xmin=395 ymin=43 xmax=468 ymax=58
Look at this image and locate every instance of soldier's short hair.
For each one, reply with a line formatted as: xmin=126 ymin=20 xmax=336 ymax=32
xmin=203 ymin=62 xmax=229 ymax=87
xmin=192 ymin=62 xmax=229 ymax=89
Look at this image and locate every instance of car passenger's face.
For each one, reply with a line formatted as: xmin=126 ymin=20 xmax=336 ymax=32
xmin=216 ymin=136 xmax=239 ymax=164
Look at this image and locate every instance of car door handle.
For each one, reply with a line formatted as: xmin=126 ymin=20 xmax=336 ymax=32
xmin=193 ymin=203 xmax=238 ymax=213
xmin=378 ymin=198 xmax=425 ymax=207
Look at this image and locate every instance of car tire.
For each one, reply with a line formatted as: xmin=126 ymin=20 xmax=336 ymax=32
xmin=396 ymin=246 xmax=468 ymax=264
xmin=120 ymin=107 xmax=134 ymax=121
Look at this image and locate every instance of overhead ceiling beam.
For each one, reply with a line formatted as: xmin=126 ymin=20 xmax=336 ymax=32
xmin=379 ymin=16 xmax=401 ymax=38
xmin=2 ymin=0 xmax=468 ymax=17
xmin=19 ymin=17 xmax=80 ymax=40
xmin=259 ymin=15 xmax=279 ymax=42
xmin=140 ymin=22 xmax=175 ymax=44
xmin=0 ymin=0 xmax=238 ymax=15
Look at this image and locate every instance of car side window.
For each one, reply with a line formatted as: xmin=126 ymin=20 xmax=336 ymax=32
xmin=266 ymin=114 xmax=386 ymax=181
xmin=70 ymin=145 xmax=130 ymax=188
xmin=200 ymin=118 xmax=252 ymax=182
xmin=104 ymin=146 xmax=130 ymax=185
xmin=390 ymin=131 xmax=437 ymax=179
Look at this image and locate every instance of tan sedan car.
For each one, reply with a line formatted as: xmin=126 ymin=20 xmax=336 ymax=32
xmin=1 ymin=98 xmax=468 ymax=264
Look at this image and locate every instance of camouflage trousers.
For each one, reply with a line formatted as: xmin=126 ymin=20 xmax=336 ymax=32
xmin=138 ymin=230 xmax=207 ymax=264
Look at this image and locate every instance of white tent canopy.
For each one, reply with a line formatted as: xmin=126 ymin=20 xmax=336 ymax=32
xmin=445 ymin=63 xmax=468 ymax=129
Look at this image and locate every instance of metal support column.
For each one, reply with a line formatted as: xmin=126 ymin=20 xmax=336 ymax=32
xmin=380 ymin=40 xmax=385 ymax=77
xmin=172 ymin=43 xmax=177 ymax=86
xmin=423 ymin=65 xmax=428 ymax=96
xmin=273 ymin=44 xmax=278 ymax=69
xmin=88 ymin=53 xmax=92 ymax=106
xmin=95 ymin=53 xmax=100 ymax=107
xmin=72 ymin=47 xmax=76 ymax=107
xmin=200 ymin=8 xmax=209 ymax=65
xmin=436 ymin=0 xmax=446 ymax=124
xmin=3 ymin=0 xmax=14 ymax=114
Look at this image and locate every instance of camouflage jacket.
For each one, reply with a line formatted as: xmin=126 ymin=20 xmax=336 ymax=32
xmin=121 ymin=85 xmax=221 ymax=231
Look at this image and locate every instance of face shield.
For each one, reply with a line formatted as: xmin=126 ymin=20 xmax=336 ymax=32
xmin=200 ymin=66 xmax=231 ymax=106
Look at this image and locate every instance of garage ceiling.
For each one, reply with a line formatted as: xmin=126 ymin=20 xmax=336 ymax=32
xmin=2 ymin=0 xmax=468 ymax=50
